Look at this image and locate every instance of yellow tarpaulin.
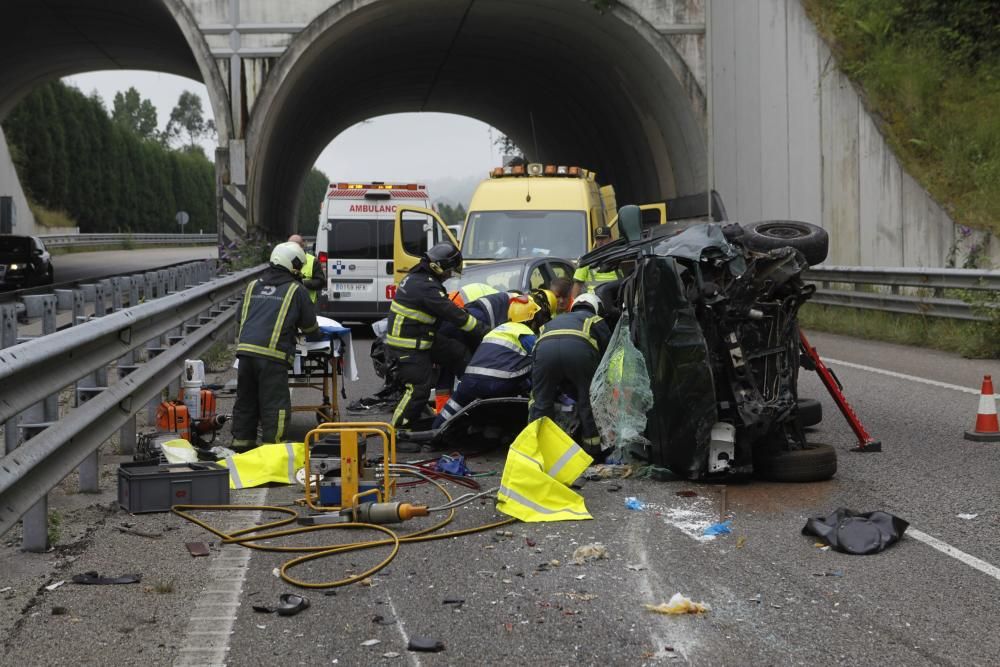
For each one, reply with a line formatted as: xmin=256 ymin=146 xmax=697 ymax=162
xmin=217 ymin=442 xmax=305 ymax=489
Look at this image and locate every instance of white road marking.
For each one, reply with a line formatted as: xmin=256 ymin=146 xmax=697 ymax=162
xmin=908 ymin=529 xmax=1000 ymax=583
xmin=174 ymin=488 xmax=266 ymax=667
xmin=384 ymin=592 xmax=422 ymax=667
xmin=824 ymin=358 xmax=999 ymax=398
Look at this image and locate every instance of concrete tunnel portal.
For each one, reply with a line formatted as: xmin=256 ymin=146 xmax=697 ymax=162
xmin=0 ymin=0 xmax=709 ymax=241
xmin=250 ymin=0 xmax=708 ymax=237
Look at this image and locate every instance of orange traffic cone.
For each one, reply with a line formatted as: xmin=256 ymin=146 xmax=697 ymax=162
xmin=964 ymin=375 xmax=1000 ymax=442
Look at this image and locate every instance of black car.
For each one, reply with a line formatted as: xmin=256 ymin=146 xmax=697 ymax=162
xmin=444 ymin=256 xmax=575 ymax=294
xmin=581 ymin=211 xmax=833 ymax=482
xmin=0 ymin=235 xmax=54 ymax=290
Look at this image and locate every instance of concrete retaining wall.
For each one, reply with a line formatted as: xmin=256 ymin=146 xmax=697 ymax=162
xmin=709 ymin=0 xmax=997 ymax=269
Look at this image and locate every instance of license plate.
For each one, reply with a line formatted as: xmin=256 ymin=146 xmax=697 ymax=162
xmin=333 ymin=283 xmax=368 ymax=292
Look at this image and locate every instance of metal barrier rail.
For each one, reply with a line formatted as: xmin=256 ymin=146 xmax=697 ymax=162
xmin=805 ymin=265 xmax=1000 ymax=321
xmin=39 ymin=233 xmax=218 ymax=248
xmin=0 ymin=262 xmax=266 ymax=548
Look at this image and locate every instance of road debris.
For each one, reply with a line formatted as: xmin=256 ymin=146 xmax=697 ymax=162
xmin=625 ymin=564 xmax=647 ymax=572
xmin=625 ymin=497 xmax=644 ymax=510
xmin=812 ymin=570 xmax=845 ymax=577
xmin=408 ymin=637 xmax=445 ymax=652
xmin=383 ymin=652 xmax=401 ymax=659
xmin=803 ymin=508 xmax=909 ymax=555
xmin=584 ymin=464 xmax=633 ymax=480
xmin=71 ymin=572 xmax=142 ymax=585
xmin=51 ymin=606 xmax=68 ymax=616
xmin=675 ymin=490 xmax=698 ymax=498
xmin=372 ymin=615 xmax=396 ymax=626
xmin=572 ymin=543 xmax=608 ymax=564
xmin=957 ymin=513 xmax=978 ymax=520
xmin=361 ymin=639 xmax=381 ymax=647
xmin=185 ymin=542 xmax=210 ymax=557
xmin=736 ymin=536 xmax=747 ymax=548
xmin=253 ymin=605 xmax=275 ymax=614
xmin=44 ymin=581 xmax=66 ymax=592
xmin=703 ymin=520 xmax=733 ymax=537
xmin=644 ymin=593 xmax=710 ymax=615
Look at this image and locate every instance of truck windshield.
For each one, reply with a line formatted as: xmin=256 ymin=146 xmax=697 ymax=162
xmin=462 ymin=211 xmax=586 ymax=260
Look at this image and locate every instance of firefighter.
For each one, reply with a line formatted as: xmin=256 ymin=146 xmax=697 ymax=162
xmin=231 ymin=242 xmax=319 ymax=449
xmin=387 ymin=242 xmax=488 ymax=429
xmin=433 ymin=291 xmax=553 ymax=429
xmin=571 ymin=226 xmax=619 ymax=298
xmin=529 ymin=292 xmax=611 ymax=455
xmin=288 ymin=234 xmax=325 ymax=303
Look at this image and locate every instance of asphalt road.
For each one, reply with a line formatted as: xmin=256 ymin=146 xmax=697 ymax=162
xmin=2 ymin=328 xmax=999 ymax=666
xmin=50 ymin=247 xmax=218 ymax=284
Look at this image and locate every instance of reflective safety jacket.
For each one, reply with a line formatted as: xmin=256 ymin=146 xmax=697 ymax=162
xmin=466 ymin=291 xmax=513 ymax=330
xmin=464 ymin=322 xmax=537 ymax=380
xmin=301 ymin=253 xmax=324 ymax=303
xmin=496 ymin=417 xmax=593 ymax=522
xmin=573 ymin=264 xmax=620 ymax=292
xmin=237 ymin=267 xmax=318 ymax=366
xmin=219 ymin=442 xmax=306 ymax=489
xmin=536 ymin=310 xmax=611 ymax=354
xmin=450 ymin=282 xmax=499 ymax=307
xmin=387 ymin=264 xmax=488 ymax=350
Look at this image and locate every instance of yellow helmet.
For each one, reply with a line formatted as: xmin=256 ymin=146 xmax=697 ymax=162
xmin=538 ymin=289 xmax=558 ymax=317
xmin=507 ymin=294 xmax=540 ymax=323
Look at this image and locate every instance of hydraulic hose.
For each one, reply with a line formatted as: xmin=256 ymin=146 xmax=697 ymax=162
xmin=172 ymin=468 xmax=514 ymax=589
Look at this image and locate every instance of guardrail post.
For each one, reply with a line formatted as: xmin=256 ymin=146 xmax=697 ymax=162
xmin=75 ymin=284 xmax=108 ymax=494
xmin=71 ymin=288 xmax=85 ymax=326
xmin=144 ymin=272 xmax=157 ymax=301
xmin=167 ymin=268 xmax=178 ymax=294
xmin=1 ymin=304 xmax=19 ymax=456
xmin=129 ymin=274 xmax=142 ymax=308
xmin=18 ymin=296 xmax=59 ymax=552
xmin=158 ymin=270 xmax=169 ymax=297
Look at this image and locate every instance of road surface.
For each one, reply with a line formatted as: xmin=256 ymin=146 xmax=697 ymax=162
xmin=1 ymin=329 xmax=998 ymax=666
xmin=49 ymin=247 xmax=218 ymax=284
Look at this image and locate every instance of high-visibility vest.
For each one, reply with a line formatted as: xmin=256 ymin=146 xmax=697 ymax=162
xmin=464 ymin=322 xmax=535 ymax=380
xmin=218 ymin=442 xmax=305 ymax=489
xmin=303 ymin=253 xmax=318 ymax=303
xmin=458 ymin=282 xmax=498 ymax=305
xmin=573 ymin=265 xmax=619 ymax=292
xmin=537 ymin=311 xmax=605 ymax=351
xmin=496 ymin=417 xmax=593 ymax=522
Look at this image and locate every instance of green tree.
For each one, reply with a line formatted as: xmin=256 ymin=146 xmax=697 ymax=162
xmin=164 ymin=91 xmax=215 ymax=149
xmin=295 ymin=168 xmax=330 ymax=234
xmin=111 ymin=87 xmax=159 ymax=140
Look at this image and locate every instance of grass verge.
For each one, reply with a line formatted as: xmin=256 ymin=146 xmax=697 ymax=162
xmin=799 ymin=303 xmax=1000 ymax=359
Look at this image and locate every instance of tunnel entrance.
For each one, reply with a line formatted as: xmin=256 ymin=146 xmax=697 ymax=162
xmin=248 ymin=0 xmax=706 ymax=238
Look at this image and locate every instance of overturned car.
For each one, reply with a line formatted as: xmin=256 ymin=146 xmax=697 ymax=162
xmin=582 ymin=211 xmax=834 ymax=482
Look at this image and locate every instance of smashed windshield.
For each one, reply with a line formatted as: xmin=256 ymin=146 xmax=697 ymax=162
xmin=462 ymin=211 xmax=586 ymax=260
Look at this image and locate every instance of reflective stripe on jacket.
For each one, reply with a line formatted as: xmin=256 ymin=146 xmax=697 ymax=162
xmin=386 ymin=265 xmax=485 ymax=350
xmin=467 ymin=291 xmax=512 ymax=329
xmin=219 ymin=442 xmax=305 ymax=489
xmin=536 ymin=310 xmax=609 ymax=352
xmin=464 ymin=322 xmax=536 ymax=380
xmin=573 ymin=265 xmax=619 ymax=292
xmin=495 ymin=417 xmax=593 ymax=522
xmin=237 ymin=267 xmax=318 ymax=365
xmin=458 ymin=282 xmax=498 ymax=305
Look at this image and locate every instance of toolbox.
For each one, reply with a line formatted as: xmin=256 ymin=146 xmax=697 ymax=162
xmin=118 ymin=461 xmax=229 ymax=513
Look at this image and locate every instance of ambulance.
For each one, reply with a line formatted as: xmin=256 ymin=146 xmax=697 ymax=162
xmin=315 ymin=182 xmax=459 ymax=322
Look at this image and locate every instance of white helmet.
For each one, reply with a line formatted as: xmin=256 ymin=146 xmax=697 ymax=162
xmin=270 ymin=241 xmax=306 ymax=274
xmin=571 ymin=292 xmax=603 ymax=315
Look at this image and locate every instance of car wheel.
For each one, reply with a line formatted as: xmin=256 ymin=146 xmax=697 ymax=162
xmin=797 ymin=398 xmax=822 ymax=428
xmin=753 ymin=442 xmax=837 ymax=482
xmin=740 ymin=220 xmax=829 ymax=266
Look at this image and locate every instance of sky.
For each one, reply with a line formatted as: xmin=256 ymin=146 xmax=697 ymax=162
xmin=62 ymin=71 xmax=502 ymax=202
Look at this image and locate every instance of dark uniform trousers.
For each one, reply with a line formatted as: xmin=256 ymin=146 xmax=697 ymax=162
xmin=232 ymin=355 xmax=294 ymax=443
xmin=393 ymin=334 xmax=471 ymax=427
xmin=529 ymin=338 xmax=602 ymax=442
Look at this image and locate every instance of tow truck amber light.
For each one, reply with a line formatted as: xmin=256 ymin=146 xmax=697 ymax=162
xmin=543 ymin=165 xmax=557 ymax=175
xmin=568 ymin=166 xmax=580 ymax=176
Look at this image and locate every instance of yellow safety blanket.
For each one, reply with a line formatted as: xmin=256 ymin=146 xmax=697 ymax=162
xmin=217 ymin=442 xmax=306 ymax=489
xmin=496 ymin=418 xmax=593 ymax=522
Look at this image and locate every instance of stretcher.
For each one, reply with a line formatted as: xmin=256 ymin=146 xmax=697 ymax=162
xmin=290 ymin=317 xmax=358 ymax=424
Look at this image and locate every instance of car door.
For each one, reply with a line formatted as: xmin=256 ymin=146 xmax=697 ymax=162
xmin=392 ymin=206 xmax=461 ymax=284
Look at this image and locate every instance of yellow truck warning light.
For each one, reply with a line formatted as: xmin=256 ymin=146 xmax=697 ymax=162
xmin=490 ymin=163 xmax=596 ymax=181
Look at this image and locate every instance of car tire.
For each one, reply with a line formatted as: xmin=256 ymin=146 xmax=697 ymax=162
xmin=753 ymin=443 xmax=837 ymax=482
xmin=797 ymin=398 xmax=822 ymax=428
xmin=739 ymin=220 xmax=829 ymax=266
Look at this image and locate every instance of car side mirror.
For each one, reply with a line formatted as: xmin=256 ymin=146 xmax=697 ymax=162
xmin=34 ymin=248 xmax=43 ymax=256
xmin=618 ymin=205 xmax=642 ymax=242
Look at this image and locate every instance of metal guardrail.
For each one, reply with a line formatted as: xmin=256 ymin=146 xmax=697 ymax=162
xmin=39 ymin=233 xmax=218 ymax=248
xmin=805 ymin=265 xmax=1000 ymax=321
xmin=0 ymin=262 xmax=266 ymax=548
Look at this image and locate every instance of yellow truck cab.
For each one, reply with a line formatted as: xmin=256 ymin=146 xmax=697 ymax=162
xmin=459 ymin=163 xmax=617 ymax=264
xmin=387 ymin=165 xmax=616 ymax=293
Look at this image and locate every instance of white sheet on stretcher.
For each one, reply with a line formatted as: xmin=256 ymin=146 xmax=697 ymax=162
xmin=292 ymin=316 xmax=359 ymax=381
